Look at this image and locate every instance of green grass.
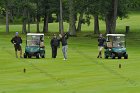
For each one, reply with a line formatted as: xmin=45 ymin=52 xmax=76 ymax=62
xmin=0 ymin=12 xmax=140 ymax=93
xmin=0 ymin=31 xmax=140 ymax=93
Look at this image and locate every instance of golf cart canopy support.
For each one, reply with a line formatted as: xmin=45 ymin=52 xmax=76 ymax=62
xmin=27 ymin=33 xmax=44 ymax=36
xmin=106 ymin=34 xmax=125 ymax=37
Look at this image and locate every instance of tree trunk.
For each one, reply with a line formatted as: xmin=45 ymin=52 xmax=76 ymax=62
xmin=36 ymin=1 xmax=40 ymax=33
xmin=59 ymin=0 xmax=64 ymax=34
xmin=94 ymin=15 xmax=100 ymax=34
xmin=6 ymin=8 xmax=9 ymax=33
xmin=27 ymin=11 xmax=30 ymax=33
xmin=105 ymin=15 xmax=111 ymax=34
xmin=111 ymin=0 xmax=118 ymax=34
xmin=105 ymin=0 xmax=118 ymax=34
xmin=58 ymin=14 xmax=61 ymax=33
xmin=22 ymin=20 xmax=27 ymax=34
xmin=36 ymin=15 xmax=40 ymax=33
xmin=43 ymin=14 xmax=49 ymax=33
xmin=10 ymin=10 xmax=14 ymax=23
xmin=22 ymin=7 xmax=27 ymax=34
xmin=76 ymin=12 xmax=83 ymax=32
xmin=68 ymin=0 xmax=76 ymax=35
xmin=33 ymin=16 xmax=36 ymax=22
xmin=28 ymin=22 xmax=30 ymax=33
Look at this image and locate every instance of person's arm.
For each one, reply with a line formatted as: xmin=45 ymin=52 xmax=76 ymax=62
xmin=20 ymin=37 xmax=22 ymax=44
xmin=50 ymin=39 xmax=53 ymax=47
xmin=11 ymin=37 xmax=15 ymax=44
xmin=65 ymin=33 xmax=69 ymax=39
xmin=98 ymin=38 xmax=99 ymax=42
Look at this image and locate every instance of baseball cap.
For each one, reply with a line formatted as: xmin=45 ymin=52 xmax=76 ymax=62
xmin=15 ymin=32 xmax=18 ymax=36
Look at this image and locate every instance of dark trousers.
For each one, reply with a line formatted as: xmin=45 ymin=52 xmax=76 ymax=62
xmin=52 ymin=46 xmax=57 ymax=58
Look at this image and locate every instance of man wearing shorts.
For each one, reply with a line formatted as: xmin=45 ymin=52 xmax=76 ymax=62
xmin=97 ymin=34 xmax=106 ymax=58
xmin=11 ymin=32 xmax=23 ymax=58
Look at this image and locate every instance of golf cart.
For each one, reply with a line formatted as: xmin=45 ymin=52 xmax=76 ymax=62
xmin=104 ymin=34 xmax=128 ymax=59
xmin=24 ymin=33 xmax=45 ymax=58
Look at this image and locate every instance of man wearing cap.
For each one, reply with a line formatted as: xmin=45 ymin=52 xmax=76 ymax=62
xmin=11 ymin=32 xmax=23 ymax=58
xmin=97 ymin=34 xmax=106 ymax=58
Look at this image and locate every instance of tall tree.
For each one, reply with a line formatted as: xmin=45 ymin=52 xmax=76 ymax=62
xmin=59 ymin=0 xmax=64 ymax=34
xmin=76 ymin=12 xmax=84 ymax=32
xmin=22 ymin=5 xmax=27 ymax=34
xmin=0 ymin=0 xmax=12 ymax=33
xmin=111 ymin=0 xmax=118 ymax=34
xmin=36 ymin=0 xmax=40 ymax=33
xmin=40 ymin=0 xmax=59 ymax=33
xmin=68 ymin=0 xmax=76 ymax=35
xmin=87 ymin=0 xmax=100 ymax=34
xmin=105 ymin=0 xmax=118 ymax=34
xmin=5 ymin=6 xmax=9 ymax=33
xmin=40 ymin=0 xmax=49 ymax=33
xmin=75 ymin=0 xmax=87 ymax=32
xmin=94 ymin=15 xmax=100 ymax=34
xmin=100 ymin=0 xmax=129 ymax=34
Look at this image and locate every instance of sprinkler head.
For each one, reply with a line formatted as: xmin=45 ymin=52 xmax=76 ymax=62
xmin=24 ymin=68 xmax=26 ymax=73
xmin=119 ymin=64 xmax=121 ymax=68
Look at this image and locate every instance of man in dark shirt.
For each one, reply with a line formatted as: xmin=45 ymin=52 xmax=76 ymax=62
xmin=97 ymin=34 xmax=106 ymax=58
xmin=59 ymin=32 xmax=69 ymax=60
xmin=50 ymin=34 xmax=59 ymax=58
xmin=11 ymin=32 xmax=22 ymax=58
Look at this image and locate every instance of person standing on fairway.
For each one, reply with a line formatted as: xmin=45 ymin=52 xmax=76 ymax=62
xmin=97 ymin=34 xmax=106 ymax=58
xmin=50 ymin=34 xmax=59 ymax=58
xmin=11 ymin=32 xmax=23 ymax=58
xmin=59 ymin=33 xmax=69 ymax=60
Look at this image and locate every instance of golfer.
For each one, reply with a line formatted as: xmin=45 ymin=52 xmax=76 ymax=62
xmin=50 ymin=34 xmax=59 ymax=58
xmin=97 ymin=34 xmax=106 ymax=58
xmin=11 ymin=32 xmax=23 ymax=58
xmin=59 ymin=33 xmax=69 ymax=60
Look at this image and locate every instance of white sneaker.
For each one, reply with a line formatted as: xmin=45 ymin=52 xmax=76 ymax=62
xmin=63 ymin=58 xmax=67 ymax=61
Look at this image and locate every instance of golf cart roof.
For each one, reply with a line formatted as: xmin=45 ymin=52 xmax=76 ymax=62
xmin=106 ymin=34 xmax=125 ymax=37
xmin=27 ymin=33 xmax=44 ymax=36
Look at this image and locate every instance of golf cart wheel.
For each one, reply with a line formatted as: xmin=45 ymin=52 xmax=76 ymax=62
xmin=36 ymin=53 xmax=40 ymax=58
xmin=118 ymin=54 xmax=122 ymax=59
xmin=124 ymin=54 xmax=128 ymax=59
xmin=118 ymin=56 xmax=121 ymax=59
xmin=105 ymin=55 xmax=108 ymax=59
xmin=111 ymin=53 xmax=115 ymax=59
xmin=24 ymin=53 xmax=27 ymax=58
xmin=42 ymin=55 xmax=45 ymax=58
xmin=28 ymin=55 xmax=32 ymax=58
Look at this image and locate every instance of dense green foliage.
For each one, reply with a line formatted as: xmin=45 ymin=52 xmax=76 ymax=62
xmin=0 ymin=0 xmax=140 ymax=34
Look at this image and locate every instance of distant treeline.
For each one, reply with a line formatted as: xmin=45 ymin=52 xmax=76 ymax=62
xmin=0 ymin=0 xmax=140 ymax=35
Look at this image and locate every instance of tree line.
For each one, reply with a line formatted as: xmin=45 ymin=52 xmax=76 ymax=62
xmin=0 ymin=0 xmax=140 ymax=35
